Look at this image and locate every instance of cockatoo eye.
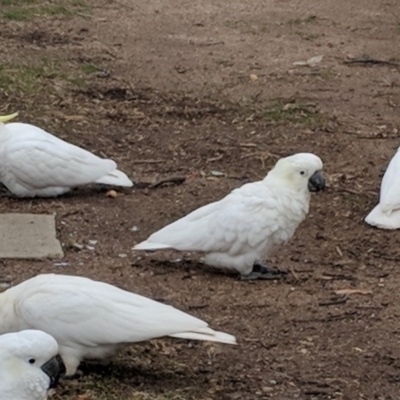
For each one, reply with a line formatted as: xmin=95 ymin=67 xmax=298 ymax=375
xmin=28 ymin=358 xmax=36 ymax=364
xmin=300 ymin=171 xmax=305 ymax=175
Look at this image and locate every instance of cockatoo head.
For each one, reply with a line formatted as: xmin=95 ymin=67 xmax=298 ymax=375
xmin=269 ymin=153 xmax=325 ymax=193
xmin=0 ymin=112 xmax=19 ymax=124
xmin=0 ymin=330 xmax=61 ymax=400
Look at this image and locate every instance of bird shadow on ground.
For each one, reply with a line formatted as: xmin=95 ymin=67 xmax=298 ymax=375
xmin=143 ymin=258 xmax=239 ymax=280
xmin=0 ymin=184 xmax=134 ymax=200
xmin=61 ymin=356 xmax=211 ymax=393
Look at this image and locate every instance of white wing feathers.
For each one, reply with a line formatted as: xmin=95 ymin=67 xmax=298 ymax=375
xmin=378 ymin=148 xmax=400 ymax=213
xmin=365 ymin=148 xmax=400 ymax=229
xmin=1 ymin=123 xmax=133 ymax=191
xmin=364 ymin=205 xmax=400 ymax=230
xmin=134 ymin=182 xmax=280 ymax=254
xmin=10 ymin=274 xmax=236 ymax=346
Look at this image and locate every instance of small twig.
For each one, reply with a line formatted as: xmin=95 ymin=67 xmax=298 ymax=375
xmin=318 ymin=294 xmax=349 ymax=307
xmin=207 ymin=154 xmax=224 ymax=162
xmin=293 ymin=310 xmax=358 ymax=323
xmin=293 ymin=268 xmax=314 ymax=273
xmin=319 ymin=273 xmax=356 ymax=281
xmin=372 ymin=252 xmax=400 ymax=262
xmin=336 ymin=188 xmax=363 ymax=195
xmin=148 ymin=176 xmax=186 ymax=189
xmin=304 ymin=388 xmax=332 ymax=396
xmin=239 ymin=143 xmax=258 ymax=148
xmin=258 ymin=341 xmax=278 ymax=350
xmin=196 ymin=40 xmax=225 ymax=46
xmin=344 ymin=57 xmax=399 ymax=67
xmin=132 ymin=159 xmax=165 ymax=164
xmin=342 ymin=130 xmax=400 ymax=139
xmin=188 ymin=304 xmax=209 ymax=310
xmin=289 ymin=266 xmax=299 ymax=280
xmin=182 ymin=273 xmax=197 ymax=280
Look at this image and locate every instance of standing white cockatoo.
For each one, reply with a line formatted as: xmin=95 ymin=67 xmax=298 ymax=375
xmin=0 ymin=112 xmax=133 ymax=197
xmin=134 ymin=153 xmax=325 ymax=280
xmin=365 ymin=147 xmax=400 ymax=229
xmin=0 ymin=274 xmax=236 ymax=377
xmin=0 ymin=330 xmax=61 ymax=400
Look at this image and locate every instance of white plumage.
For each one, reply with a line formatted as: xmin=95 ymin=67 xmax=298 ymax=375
xmin=0 ymin=330 xmax=60 ymax=400
xmin=365 ymin=147 xmax=400 ymax=229
xmin=0 ymin=113 xmax=133 ymax=197
xmin=134 ymin=153 xmax=325 ymax=278
xmin=0 ymin=274 xmax=236 ymax=376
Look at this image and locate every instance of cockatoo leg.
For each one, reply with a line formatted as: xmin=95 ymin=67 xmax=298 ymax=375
xmin=61 ymin=369 xmax=83 ymax=380
xmin=59 ymin=351 xmax=82 ymax=378
xmin=241 ymin=262 xmax=287 ymax=280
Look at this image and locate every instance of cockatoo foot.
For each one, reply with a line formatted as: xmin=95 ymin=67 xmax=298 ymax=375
xmin=241 ymin=263 xmax=287 ymax=280
xmin=61 ymin=369 xmax=83 ymax=380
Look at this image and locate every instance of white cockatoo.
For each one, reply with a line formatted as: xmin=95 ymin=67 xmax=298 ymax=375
xmin=365 ymin=147 xmax=400 ymax=229
xmin=0 ymin=112 xmax=133 ymax=197
xmin=134 ymin=153 xmax=325 ymax=280
xmin=0 ymin=274 xmax=236 ymax=377
xmin=0 ymin=330 xmax=60 ymax=400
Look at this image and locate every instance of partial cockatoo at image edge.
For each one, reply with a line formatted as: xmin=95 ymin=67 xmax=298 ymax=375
xmin=365 ymin=147 xmax=400 ymax=229
xmin=0 ymin=112 xmax=133 ymax=197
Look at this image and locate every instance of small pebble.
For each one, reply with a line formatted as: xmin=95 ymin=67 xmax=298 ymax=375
xmin=262 ymin=387 xmax=274 ymax=393
xmin=53 ymin=262 xmax=69 ymax=267
xmin=211 ymin=170 xmax=224 ymax=177
xmin=106 ymin=190 xmax=118 ymax=198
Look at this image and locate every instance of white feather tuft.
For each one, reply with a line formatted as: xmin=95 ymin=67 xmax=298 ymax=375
xmin=169 ymin=329 xmax=237 ymax=345
xmin=95 ymin=169 xmax=133 ymax=187
xmin=133 ymin=241 xmax=171 ymax=250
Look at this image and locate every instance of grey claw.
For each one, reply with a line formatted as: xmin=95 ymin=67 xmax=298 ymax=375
xmin=240 ymin=263 xmax=286 ymax=281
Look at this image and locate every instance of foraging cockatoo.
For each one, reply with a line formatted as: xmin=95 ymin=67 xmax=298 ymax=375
xmin=0 ymin=274 xmax=236 ymax=377
xmin=0 ymin=112 xmax=133 ymax=197
xmin=365 ymin=147 xmax=400 ymax=229
xmin=0 ymin=330 xmax=60 ymax=400
xmin=134 ymin=153 xmax=325 ymax=280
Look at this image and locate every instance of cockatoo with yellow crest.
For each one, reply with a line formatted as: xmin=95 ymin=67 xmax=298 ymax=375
xmin=0 ymin=112 xmax=133 ymax=197
xmin=134 ymin=153 xmax=325 ymax=280
xmin=0 ymin=329 xmax=61 ymax=400
xmin=0 ymin=274 xmax=236 ymax=377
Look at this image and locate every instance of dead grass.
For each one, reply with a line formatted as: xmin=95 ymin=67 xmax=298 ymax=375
xmin=0 ymin=58 xmax=101 ymax=95
xmin=259 ymin=102 xmax=328 ymax=129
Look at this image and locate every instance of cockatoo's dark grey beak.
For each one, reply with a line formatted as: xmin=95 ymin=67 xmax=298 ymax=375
xmin=308 ymin=171 xmax=325 ymax=192
xmin=41 ymin=356 xmax=62 ymax=388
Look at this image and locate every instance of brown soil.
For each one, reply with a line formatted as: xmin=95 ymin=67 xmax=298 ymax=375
xmin=1 ymin=0 xmax=400 ymax=399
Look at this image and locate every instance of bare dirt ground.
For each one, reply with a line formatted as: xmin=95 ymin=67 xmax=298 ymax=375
xmin=1 ymin=0 xmax=400 ymax=399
